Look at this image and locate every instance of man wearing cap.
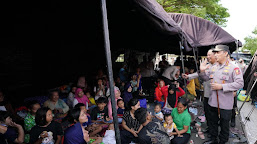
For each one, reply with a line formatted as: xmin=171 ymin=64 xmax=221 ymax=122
xmin=199 ymin=45 xmax=244 ymax=144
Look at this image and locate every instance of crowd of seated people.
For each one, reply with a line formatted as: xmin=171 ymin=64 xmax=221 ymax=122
xmin=0 ymin=56 xmax=206 ymax=144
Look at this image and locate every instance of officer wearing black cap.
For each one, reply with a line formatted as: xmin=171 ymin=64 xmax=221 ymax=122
xmin=199 ymin=45 xmax=244 ymax=144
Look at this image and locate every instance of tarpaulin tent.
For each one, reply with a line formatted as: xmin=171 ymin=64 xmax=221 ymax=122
xmin=101 ymin=0 xmax=194 ymax=55
xmin=168 ymin=13 xmax=242 ymax=55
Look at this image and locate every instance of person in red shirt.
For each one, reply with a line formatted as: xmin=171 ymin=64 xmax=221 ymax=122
xmin=154 ymin=80 xmax=169 ymax=108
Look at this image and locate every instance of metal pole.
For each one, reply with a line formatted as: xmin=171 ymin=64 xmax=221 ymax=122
xmin=192 ymin=47 xmax=203 ymax=101
xmin=179 ymin=41 xmax=187 ymax=98
xmin=236 ymin=40 xmax=239 ymax=61
xmin=100 ymin=0 xmax=121 ymax=143
xmin=239 ymin=78 xmax=257 ymax=112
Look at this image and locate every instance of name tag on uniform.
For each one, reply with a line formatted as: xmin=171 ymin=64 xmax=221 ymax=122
xmin=222 ymin=72 xmax=229 ymax=75
xmin=225 ymin=67 xmax=230 ymax=69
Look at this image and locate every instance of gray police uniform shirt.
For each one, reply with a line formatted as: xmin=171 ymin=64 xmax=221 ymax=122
xmin=199 ymin=60 xmax=244 ymax=110
xmin=188 ymin=64 xmax=213 ymax=98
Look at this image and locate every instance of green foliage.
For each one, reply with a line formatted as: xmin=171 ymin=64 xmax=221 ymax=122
xmin=243 ymin=26 xmax=257 ymax=55
xmin=157 ymin=0 xmax=230 ymax=26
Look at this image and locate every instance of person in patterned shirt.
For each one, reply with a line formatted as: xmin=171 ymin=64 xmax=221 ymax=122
xmin=134 ymin=108 xmax=170 ymax=144
xmin=24 ymin=100 xmax=41 ymax=143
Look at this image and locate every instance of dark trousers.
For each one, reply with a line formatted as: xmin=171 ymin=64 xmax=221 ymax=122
xmin=120 ymin=130 xmax=138 ymax=144
xmin=231 ymin=96 xmax=237 ymax=122
xmin=171 ymin=133 xmax=191 ymax=144
xmin=203 ymin=97 xmax=210 ymax=128
xmin=208 ymin=105 xmax=232 ymax=143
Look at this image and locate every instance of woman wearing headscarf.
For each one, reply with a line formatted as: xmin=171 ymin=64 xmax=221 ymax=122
xmin=107 ymin=89 xmax=122 ymax=120
xmin=73 ymin=88 xmax=89 ymax=109
xmin=166 ymin=81 xmax=185 ymax=109
xmin=122 ymin=83 xmax=133 ymax=105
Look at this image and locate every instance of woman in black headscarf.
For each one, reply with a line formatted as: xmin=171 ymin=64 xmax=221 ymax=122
xmin=166 ymin=81 xmax=185 ymax=109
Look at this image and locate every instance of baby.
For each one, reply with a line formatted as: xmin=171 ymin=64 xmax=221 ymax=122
xmin=154 ymin=103 xmax=164 ymax=122
xmin=163 ymin=115 xmax=181 ymax=140
xmin=102 ymin=123 xmax=116 ymax=144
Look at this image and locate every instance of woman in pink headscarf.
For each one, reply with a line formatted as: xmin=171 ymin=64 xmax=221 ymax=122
xmin=73 ymin=88 xmax=89 ymax=109
xmin=107 ymin=89 xmax=122 ymax=120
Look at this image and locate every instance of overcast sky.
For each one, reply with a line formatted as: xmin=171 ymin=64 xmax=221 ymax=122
xmin=219 ymin=0 xmax=257 ymax=45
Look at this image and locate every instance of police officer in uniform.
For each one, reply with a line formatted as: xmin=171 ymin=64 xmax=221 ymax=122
xmin=199 ymin=45 xmax=244 ymax=144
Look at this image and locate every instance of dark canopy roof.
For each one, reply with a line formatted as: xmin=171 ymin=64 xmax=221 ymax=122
xmin=168 ymin=13 xmax=242 ymax=55
xmin=102 ymin=0 xmax=192 ymax=55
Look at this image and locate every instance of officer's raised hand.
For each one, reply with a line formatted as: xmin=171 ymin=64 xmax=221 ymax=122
xmin=200 ymin=58 xmax=209 ymax=72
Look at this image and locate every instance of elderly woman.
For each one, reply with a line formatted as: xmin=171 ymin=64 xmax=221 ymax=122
xmin=43 ymin=90 xmax=69 ymax=121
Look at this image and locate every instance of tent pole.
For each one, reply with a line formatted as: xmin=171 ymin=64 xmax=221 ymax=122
xmin=192 ymin=47 xmax=203 ymax=101
xmin=100 ymin=0 xmax=121 ymax=143
xmin=236 ymin=40 xmax=239 ymax=61
xmin=179 ymin=41 xmax=187 ymax=98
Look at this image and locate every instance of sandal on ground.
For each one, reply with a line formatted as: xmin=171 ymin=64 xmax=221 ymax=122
xmin=230 ymin=127 xmax=239 ymax=134
xmin=198 ymin=131 xmax=205 ymax=140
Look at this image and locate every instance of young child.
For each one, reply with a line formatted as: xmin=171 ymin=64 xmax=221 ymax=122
xmin=24 ymin=100 xmax=41 ymax=143
xmin=90 ymin=97 xmax=111 ymax=124
xmin=117 ymin=99 xmax=125 ymax=123
xmin=102 ymin=123 xmax=116 ymax=144
xmin=85 ymin=91 xmax=96 ymax=113
xmin=130 ymin=74 xmax=139 ymax=93
xmin=154 ymin=103 xmax=164 ymax=122
xmin=163 ymin=114 xmax=181 ymax=140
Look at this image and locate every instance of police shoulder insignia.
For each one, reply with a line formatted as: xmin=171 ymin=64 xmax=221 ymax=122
xmin=234 ymin=67 xmax=241 ymax=75
xmin=225 ymin=61 xmax=229 ymax=66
